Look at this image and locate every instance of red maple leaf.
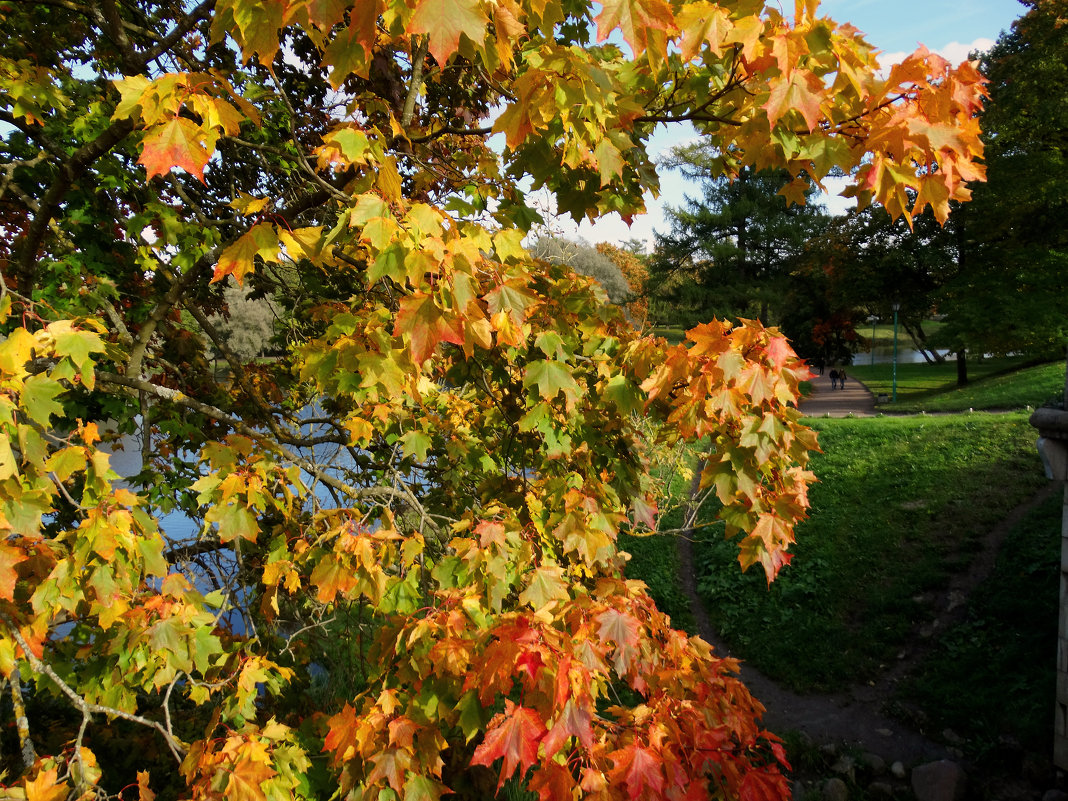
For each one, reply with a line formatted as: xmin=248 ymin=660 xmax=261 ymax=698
xmin=739 ymin=767 xmax=790 ymax=801
xmin=542 ymin=698 xmax=594 ymax=759
xmin=470 ymin=701 xmax=546 ymax=788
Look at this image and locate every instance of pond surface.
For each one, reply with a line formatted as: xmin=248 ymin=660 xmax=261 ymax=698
xmin=860 ymin=345 xmax=950 ymax=366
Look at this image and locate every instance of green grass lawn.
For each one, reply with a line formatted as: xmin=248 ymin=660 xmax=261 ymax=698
xmin=650 ymin=326 xmax=686 ymax=346
xmin=690 ymin=413 xmax=1047 ymax=692
xmin=898 ymin=489 xmax=1060 ymax=758
xmin=860 ymin=320 xmax=946 ymax=348
xmin=849 ymin=358 xmax=1065 ymax=412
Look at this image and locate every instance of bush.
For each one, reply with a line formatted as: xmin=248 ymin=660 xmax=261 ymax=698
xmin=530 ymin=236 xmax=632 ymax=304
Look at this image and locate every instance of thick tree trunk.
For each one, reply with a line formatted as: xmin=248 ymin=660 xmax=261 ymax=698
xmin=956 ymin=350 xmax=969 ymax=386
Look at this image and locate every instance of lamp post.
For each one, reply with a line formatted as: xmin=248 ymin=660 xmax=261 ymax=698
xmin=892 ymin=302 xmax=901 ymax=402
xmin=869 ymin=315 xmax=877 ymax=366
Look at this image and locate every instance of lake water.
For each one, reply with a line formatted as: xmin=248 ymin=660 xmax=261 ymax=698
xmin=861 ymin=345 xmax=950 ymax=366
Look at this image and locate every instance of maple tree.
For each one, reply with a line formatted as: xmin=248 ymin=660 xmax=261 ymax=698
xmin=1 ymin=0 xmax=985 ymax=799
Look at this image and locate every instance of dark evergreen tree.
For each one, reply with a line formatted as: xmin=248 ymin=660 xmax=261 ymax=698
xmin=648 ymin=144 xmax=829 ymax=327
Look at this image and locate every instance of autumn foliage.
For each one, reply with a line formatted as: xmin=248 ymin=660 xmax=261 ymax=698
xmin=1 ymin=0 xmax=984 ymax=799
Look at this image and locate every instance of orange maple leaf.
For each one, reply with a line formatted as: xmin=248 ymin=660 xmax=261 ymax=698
xmin=409 ymin=0 xmax=489 ymax=64
xmin=24 ymin=767 xmax=68 ymax=801
xmin=764 ymin=70 xmax=824 ymax=131
xmin=676 ymin=2 xmax=731 ymax=61
xmin=394 ymin=292 xmax=464 ymax=364
xmin=223 ymin=751 xmax=276 ymax=801
xmin=608 ymin=744 xmax=665 ymax=799
xmin=594 ymin=0 xmax=676 ymax=57
xmin=0 ymin=543 xmax=27 ymax=601
xmin=763 ymin=335 xmax=795 ymax=370
xmin=137 ymin=117 xmax=211 ymax=182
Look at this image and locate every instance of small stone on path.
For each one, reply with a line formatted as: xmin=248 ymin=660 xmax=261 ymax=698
xmin=822 ymin=777 xmax=849 ymax=801
xmin=911 ymin=760 xmax=966 ymax=801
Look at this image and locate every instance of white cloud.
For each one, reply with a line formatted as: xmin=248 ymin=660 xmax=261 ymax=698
xmin=879 ymin=36 xmax=995 ymax=69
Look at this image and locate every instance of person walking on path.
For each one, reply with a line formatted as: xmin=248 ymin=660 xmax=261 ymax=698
xmin=829 ymin=368 xmax=839 ymax=390
xmin=799 ymin=367 xmax=877 ymax=417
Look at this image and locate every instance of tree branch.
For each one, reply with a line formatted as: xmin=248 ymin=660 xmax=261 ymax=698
xmin=401 ymin=36 xmax=430 ymax=128
xmin=136 ymin=0 xmax=216 ymax=69
xmin=0 ymin=613 xmax=186 ymax=762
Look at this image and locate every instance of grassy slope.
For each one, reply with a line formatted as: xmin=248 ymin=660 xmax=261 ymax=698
xmin=691 ymin=413 xmax=1048 ymax=692
xmin=898 ymin=490 xmax=1061 ymax=757
xmin=849 ymin=359 xmax=1065 ymax=412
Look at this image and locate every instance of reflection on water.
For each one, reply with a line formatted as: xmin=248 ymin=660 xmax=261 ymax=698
xmin=862 ymin=346 xmax=949 ymax=366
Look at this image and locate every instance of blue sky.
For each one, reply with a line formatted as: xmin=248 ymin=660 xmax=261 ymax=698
xmin=819 ymin=0 xmax=1022 ymax=56
xmin=559 ymin=0 xmax=1027 ymax=248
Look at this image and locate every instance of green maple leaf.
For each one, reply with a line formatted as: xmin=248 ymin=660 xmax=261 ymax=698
xmin=403 ymin=774 xmax=447 ymax=801
xmin=206 ymin=502 xmax=259 ymax=544
xmin=230 ymin=0 xmax=285 ymax=64
xmin=137 ymin=117 xmax=212 ymax=182
xmin=400 ymin=430 xmax=432 ymax=462
xmin=321 ymin=0 xmax=381 ymax=84
xmin=20 ymin=374 xmax=66 ymax=427
xmin=523 ymin=360 xmax=582 ymax=405
xmin=52 ymin=328 xmax=105 ymax=384
xmin=593 ymin=138 xmax=624 ymax=186
xmin=518 ymin=564 xmax=569 ymax=610
xmin=409 ymin=0 xmax=488 ymax=64
xmin=603 ymin=374 xmax=641 ymax=414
